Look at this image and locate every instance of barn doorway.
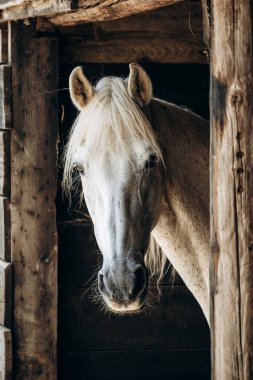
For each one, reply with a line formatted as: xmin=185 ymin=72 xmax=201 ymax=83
xmin=57 ymin=62 xmax=210 ymax=380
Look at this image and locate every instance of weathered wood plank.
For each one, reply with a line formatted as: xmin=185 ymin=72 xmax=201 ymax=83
xmin=60 ymin=37 xmax=206 ymax=64
xmin=0 ymin=325 xmax=12 ymax=379
xmin=0 ymin=302 xmax=11 ymax=329
xmin=59 ymin=349 xmax=211 ymax=380
xmin=0 ymin=261 xmax=10 ymax=302
xmin=59 ymin=286 xmax=210 ymax=352
xmin=201 ymin=0 xmax=210 ymax=50
xmin=0 ymin=132 xmax=10 ymax=197
xmin=0 ymin=65 xmax=12 ymax=130
xmin=0 ymin=25 xmax=8 ymax=64
xmin=0 ymin=259 xmax=12 ymax=327
xmin=0 ymin=197 xmax=10 ymax=261
xmin=57 ymin=4 xmax=206 ymax=64
xmin=210 ymin=0 xmax=253 ymax=379
xmin=41 ymin=0 xmax=184 ymax=27
xmin=0 ymin=0 xmax=74 ymax=20
xmin=41 ymin=2 xmax=203 ymax=34
xmin=10 ymin=21 xmax=58 ymax=380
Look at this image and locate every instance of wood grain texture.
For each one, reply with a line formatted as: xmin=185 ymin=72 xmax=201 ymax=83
xmin=0 ymin=26 xmax=9 ymax=64
xmin=0 ymin=259 xmax=12 ymax=327
xmin=59 ymin=286 xmax=210 ymax=352
xmin=41 ymin=0 xmax=184 ymax=27
xmin=201 ymin=0 xmax=210 ymax=50
xmin=0 ymin=0 xmax=73 ymax=20
xmin=42 ymin=2 xmax=203 ymax=34
xmin=58 ymin=3 xmax=206 ymax=64
xmin=210 ymin=0 xmax=253 ymax=379
xmin=10 ymin=21 xmax=58 ymax=380
xmin=59 ymin=349 xmax=211 ymax=380
xmin=0 ymin=197 xmax=10 ymax=261
xmin=60 ymin=37 xmax=206 ymax=64
xmin=0 ymin=132 xmax=10 ymax=197
xmin=0 ymin=325 xmax=12 ymax=380
xmin=0 ymin=65 xmax=12 ymax=130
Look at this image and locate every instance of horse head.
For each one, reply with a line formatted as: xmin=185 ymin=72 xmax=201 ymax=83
xmin=64 ymin=64 xmax=165 ymax=313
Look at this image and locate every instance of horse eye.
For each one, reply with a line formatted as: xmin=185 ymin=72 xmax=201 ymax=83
xmin=75 ymin=164 xmax=85 ymax=175
xmin=145 ymin=154 xmax=159 ymax=170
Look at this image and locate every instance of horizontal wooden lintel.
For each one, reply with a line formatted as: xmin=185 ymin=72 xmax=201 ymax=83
xmin=0 ymin=0 xmax=184 ymax=25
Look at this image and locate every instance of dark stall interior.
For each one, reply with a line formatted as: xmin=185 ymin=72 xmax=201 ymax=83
xmin=55 ymin=3 xmax=210 ymax=379
xmin=57 ymin=62 xmax=210 ymax=380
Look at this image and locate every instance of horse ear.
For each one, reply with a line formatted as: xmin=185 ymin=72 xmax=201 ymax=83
xmin=69 ymin=66 xmax=95 ymax=110
xmin=128 ymin=63 xmax=153 ymax=106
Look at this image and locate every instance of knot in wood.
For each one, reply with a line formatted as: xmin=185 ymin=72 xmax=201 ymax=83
xmin=230 ymin=91 xmax=243 ymax=105
xmin=236 ymin=131 xmax=243 ymax=140
xmin=236 ymin=151 xmax=244 ymax=159
xmin=249 ymin=243 xmax=253 ymax=253
xmin=237 ymin=167 xmax=244 ymax=174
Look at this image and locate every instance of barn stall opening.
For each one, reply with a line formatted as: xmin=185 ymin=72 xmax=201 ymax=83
xmin=0 ymin=1 xmax=252 ymax=380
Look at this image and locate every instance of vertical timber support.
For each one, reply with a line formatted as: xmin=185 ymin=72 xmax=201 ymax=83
xmin=210 ymin=1 xmax=253 ymax=380
xmin=10 ymin=21 xmax=58 ymax=379
xmin=0 ymin=22 xmax=12 ymax=380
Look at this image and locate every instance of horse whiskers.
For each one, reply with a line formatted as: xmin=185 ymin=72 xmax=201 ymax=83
xmin=142 ymin=287 xmax=161 ymax=315
xmin=80 ymin=268 xmax=101 ymax=300
xmin=84 ymin=275 xmax=163 ymax=317
xmin=81 ymin=272 xmax=98 ymax=291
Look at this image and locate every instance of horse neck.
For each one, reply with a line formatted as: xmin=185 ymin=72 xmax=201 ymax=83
xmin=149 ymin=98 xmax=210 ymax=322
xmin=150 ymin=98 xmax=209 ymax=222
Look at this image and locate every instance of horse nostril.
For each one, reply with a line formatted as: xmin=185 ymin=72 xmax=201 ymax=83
xmin=131 ymin=266 xmax=147 ymax=299
xmin=98 ymin=272 xmax=111 ymax=299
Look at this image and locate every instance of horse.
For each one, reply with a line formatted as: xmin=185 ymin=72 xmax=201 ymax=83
xmin=63 ymin=63 xmax=210 ymax=323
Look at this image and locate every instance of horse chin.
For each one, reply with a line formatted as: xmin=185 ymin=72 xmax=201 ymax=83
xmin=104 ymin=298 xmax=146 ymax=315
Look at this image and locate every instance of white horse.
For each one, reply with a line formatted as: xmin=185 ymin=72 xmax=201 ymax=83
xmin=63 ymin=64 xmax=210 ymax=323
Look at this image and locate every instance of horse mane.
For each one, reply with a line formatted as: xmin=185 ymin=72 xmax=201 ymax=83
xmin=145 ymin=235 xmax=176 ymax=290
xmin=62 ymin=75 xmax=170 ymax=287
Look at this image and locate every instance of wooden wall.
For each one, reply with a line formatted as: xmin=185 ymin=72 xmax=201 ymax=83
xmin=10 ymin=22 xmax=58 ymax=380
xmin=0 ymin=3 xmax=210 ymax=379
xmin=0 ymin=21 xmax=59 ymax=379
xmin=57 ymin=62 xmax=210 ymax=380
xmin=57 ymin=4 xmax=207 ymax=65
xmin=0 ymin=22 xmax=12 ymax=380
xmin=210 ymin=0 xmax=253 ymax=379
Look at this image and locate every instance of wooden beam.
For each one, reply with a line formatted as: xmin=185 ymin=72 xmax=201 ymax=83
xmin=10 ymin=21 xmax=58 ymax=379
xmin=40 ymin=0 xmax=184 ymax=28
xmin=49 ymin=2 xmax=203 ymax=35
xmin=210 ymin=0 xmax=253 ymax=379
xmin=60 ymin=37 xmax=206 ymax=64
xmin=201 ymin=0 xmax=210 ymax=50
xmin=0 ymin=131 xmax=10 ymax=197
xmin=0 ymin=197 xmax=10 ymax=261
xmin=0 ymin=0 xmax=74 ymax=20
xmin=0 ymin=65 xmax=12 ymax=130
xmin=59 ymin=4 xmax=206 ymax=64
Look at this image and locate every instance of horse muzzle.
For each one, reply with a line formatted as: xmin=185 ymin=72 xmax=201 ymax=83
xmin=98 ymin=264 xmax=148 ymax=313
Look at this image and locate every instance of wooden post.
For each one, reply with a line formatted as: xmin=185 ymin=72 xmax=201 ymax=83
xmin=210 ymin=1 xmax=253 ymax=379
xmin=10 ymin=21 xmax=58 ymax=379
xmin=0 ymin=22 xmax=12 ymax=380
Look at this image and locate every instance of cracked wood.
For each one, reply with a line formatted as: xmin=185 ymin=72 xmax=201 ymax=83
xmin=210 ymin=0 xmax=253 ymax=379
